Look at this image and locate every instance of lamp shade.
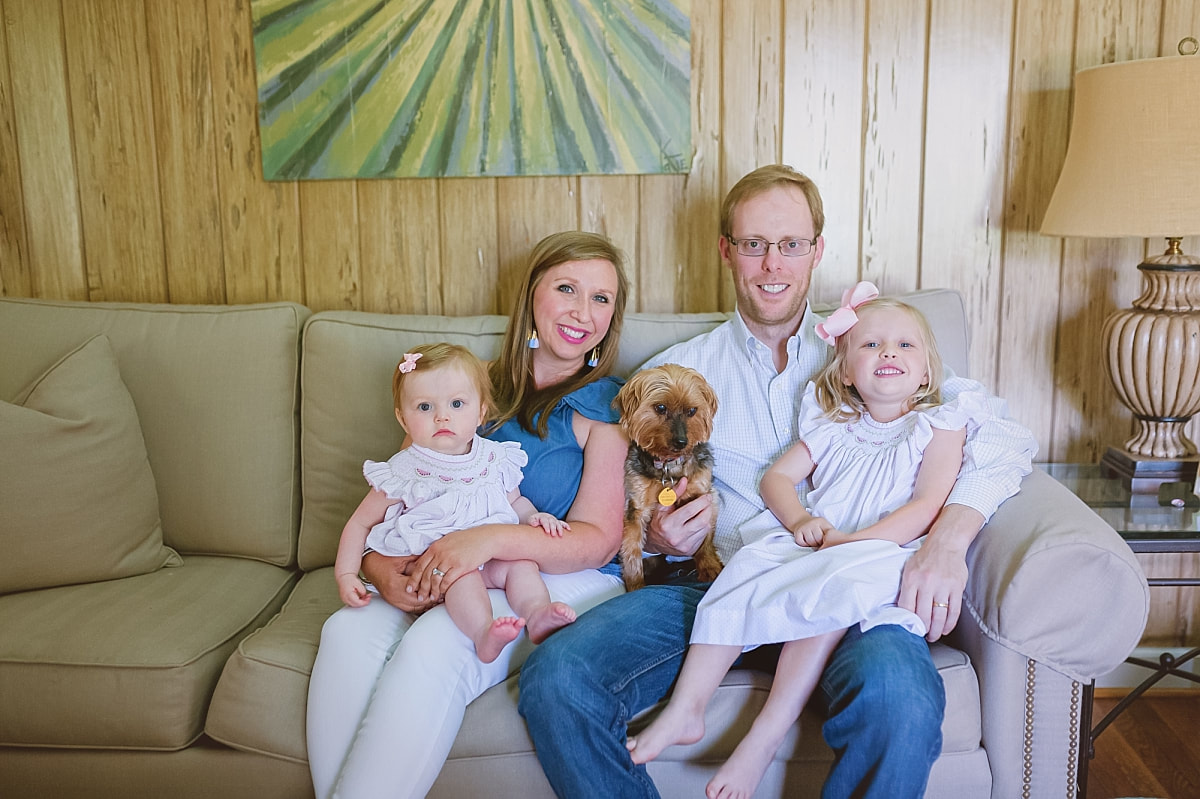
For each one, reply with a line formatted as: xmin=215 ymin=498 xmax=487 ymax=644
xmin=1041 ymin=55 xmax=1200 ymax=238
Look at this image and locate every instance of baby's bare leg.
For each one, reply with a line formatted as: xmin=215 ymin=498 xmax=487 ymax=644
xmin=483 ymin=560 xmax=575 ymax=645
xmin=707 ymin=630 xmax=845 ymax=799
xmin=626 ymin=642 xmax=742 ymax=764
xmin=445 ymin=569 xmax=523 ymax=664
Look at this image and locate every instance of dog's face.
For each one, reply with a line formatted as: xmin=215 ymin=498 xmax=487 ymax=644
xmin=616 ymin=364 xmax=718 ymax=458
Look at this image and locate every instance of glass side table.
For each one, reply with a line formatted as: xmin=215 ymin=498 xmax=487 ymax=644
xmin=1041 ymin=463 xmax=1200 ymax=799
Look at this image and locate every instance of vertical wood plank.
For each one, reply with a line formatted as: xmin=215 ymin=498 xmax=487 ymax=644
xmin=299 ymin=181 xmax=360 ymax=311
xmin=720 ymin=0 xmax=781 ymax=310
xmin=579 ymin=174 xmax=640 ymax=305
xmin=781 ymin=0 xmax=866 ymax=305
xmin=359 ymin=179 xmax=441 ymax=315
xmin=636 ymin=175 xmax=686 ymax=312
xmin=440 ymin=177 xmax=499 ymax=316
xmin=63 ymin=0 xmax=167 ymax=302
xmin=495 ymin=176 xmax=577 ymax=312
xmin=1052 ymin=0 xmax=1161 ymax=462
xmin=681 ymin=0 xmax=722 ymax=313
xmin=919 ymin=0 xmax=1015 ymax=390
xmin=860 ymin=0 xmax=926 ymax=297
xmin=0 ymin=0 xmax=31 ymax=297
xmin=3 ymin=0 xmax=86 ymax=300
xmin=207 ymin=0 xmax=301 ymax=305
xmin=994 ymin=0 xmax=1076 ymax=453
xmin=145 ymin=0 xmax=225 ymax=303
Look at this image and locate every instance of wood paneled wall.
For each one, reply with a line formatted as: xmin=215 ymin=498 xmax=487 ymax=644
xmin=1 ymin=0 xmax=1197 ymax=638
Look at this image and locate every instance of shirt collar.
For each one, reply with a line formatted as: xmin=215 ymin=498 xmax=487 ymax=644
xmin=731 ymin=304 xmax=823 ymax=362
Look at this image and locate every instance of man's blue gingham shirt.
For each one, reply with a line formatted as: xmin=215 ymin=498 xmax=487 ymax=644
xmin=642 ymin=305 xmax=1037 ymax=563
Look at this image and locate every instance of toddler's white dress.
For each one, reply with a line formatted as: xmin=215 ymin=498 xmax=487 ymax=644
xmin=363 ymin=436 xmax=527 ymax=558
xmin=691 ymin=383 xmax=983 ymax=648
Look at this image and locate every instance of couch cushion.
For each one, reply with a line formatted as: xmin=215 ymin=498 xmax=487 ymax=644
xmin=298 ymin=313 xmax=509 ymax=570
xmin=0 ymin=335 xmax=181 ymax=594
xmin=0 ymin=556 xmax=296 ymax=750
xmin=0 ymin=298 xmax=309 ymax=566
xmin=207 ymin=569 xmax=341 ymax=761
xmin=222 ymin=563 xmax=981 ymax=770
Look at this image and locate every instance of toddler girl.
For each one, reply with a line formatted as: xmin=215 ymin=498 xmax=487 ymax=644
xmin=627 ymin=283 xmax=982 ymax=799
xmin=334 ymin=342 xmax=576 ymax=663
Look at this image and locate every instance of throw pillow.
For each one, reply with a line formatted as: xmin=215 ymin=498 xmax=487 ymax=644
xmin=0 ymin=334 xmax=181 ymax=594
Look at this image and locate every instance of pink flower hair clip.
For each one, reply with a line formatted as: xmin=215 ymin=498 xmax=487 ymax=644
xmin=398 ymin=352 xmax=422 ymax=374
xmin=815 ymin=281 xmax=879 ymax=345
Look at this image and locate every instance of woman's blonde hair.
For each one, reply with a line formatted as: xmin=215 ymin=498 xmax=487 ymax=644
xmin=488 ymin=231 xmax=630 ymax=438
xmin=812 ymin=298 xmax=944 ymax=422
xmin=392 ymin=342 xmax=492 ymax=417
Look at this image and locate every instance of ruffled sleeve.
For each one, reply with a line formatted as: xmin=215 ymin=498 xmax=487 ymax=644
xmin=561 ymin=375 xmax=623 ymax=424
xmin=362 ymin=453 xmax=430 ymax=507
xmin=925 ymin=389 xmax=992 ymax=433
xmin=490 ymin=439 xmax=529 ymax=494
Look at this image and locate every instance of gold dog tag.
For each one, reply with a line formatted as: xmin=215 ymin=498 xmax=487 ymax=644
xmin=658 ymin=486 xmax=678 ymax=506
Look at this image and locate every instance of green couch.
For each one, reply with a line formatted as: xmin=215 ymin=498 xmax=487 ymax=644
xmin=0 ymin=294 xmax=1148 ymax=798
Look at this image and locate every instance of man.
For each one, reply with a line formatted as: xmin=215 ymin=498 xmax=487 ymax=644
xmin=518 ymin=164 xmax=1035 ymax=798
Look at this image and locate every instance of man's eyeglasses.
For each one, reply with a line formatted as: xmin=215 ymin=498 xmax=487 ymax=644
xmin=727 ymin=236 xmax=817 ymax=257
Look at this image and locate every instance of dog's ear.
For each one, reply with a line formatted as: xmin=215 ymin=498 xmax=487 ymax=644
xmin=615 ymin=371 xmax=645 ymax=419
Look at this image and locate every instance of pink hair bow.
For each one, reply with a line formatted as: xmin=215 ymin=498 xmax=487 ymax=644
xmin=397 ymin=352 xmax=422 ymax=373
xmin=815 ymin=281 xmax=880 ymax=345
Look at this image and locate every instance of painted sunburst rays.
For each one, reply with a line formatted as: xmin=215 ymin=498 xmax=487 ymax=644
xmin=251 ymin=0 xmax=691 ymax=179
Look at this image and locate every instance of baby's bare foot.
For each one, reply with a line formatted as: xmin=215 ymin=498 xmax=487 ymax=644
xmin=625 ymin=702 xmax=705 ymax=765
xmin=526 ymin=602 xmax=576 ymax=644
xmin=705 ymin=733 xmax=778 ymax=799
xmin=475 ymin=616 xmax=525 ymax=663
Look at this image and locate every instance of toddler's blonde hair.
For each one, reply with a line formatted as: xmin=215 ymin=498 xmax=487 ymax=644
xmin=392 ymin=343 xmax=493 ymax=420
xmin=812 ymin=298 xmax=944 ymax=422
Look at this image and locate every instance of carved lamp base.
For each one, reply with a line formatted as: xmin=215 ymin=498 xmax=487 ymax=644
xmin=1100 ymin=238 xmax=1200 ymax=492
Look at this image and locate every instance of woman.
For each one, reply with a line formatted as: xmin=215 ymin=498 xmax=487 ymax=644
xmin=306 ymin=231 xmax=631 ymax=799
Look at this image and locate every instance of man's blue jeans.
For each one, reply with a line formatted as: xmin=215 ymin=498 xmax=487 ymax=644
xmin=518 ymin=579 xmax=944 ymax=799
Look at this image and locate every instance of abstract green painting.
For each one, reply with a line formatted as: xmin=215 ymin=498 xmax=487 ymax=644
xmin=251 ymin=0 xmax=691 ymax=179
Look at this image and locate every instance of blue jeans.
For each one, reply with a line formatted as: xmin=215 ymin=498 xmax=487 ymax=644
xmin=518 ymin=580 xmax=944 ymax=799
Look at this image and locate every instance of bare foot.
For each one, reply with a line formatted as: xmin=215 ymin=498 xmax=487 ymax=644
xmin=705 ymin=732 xmax=779 ymax=799
xmin=625 ymin=701 xmax=706 ymax=765
xmin=525 ymin=601 xmax=577 ymax=644
xmin=475 ymin=616 xmax=525 ymax=663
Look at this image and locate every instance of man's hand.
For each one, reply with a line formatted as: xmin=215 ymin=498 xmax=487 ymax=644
xmin=360 ymin=551 xmax=440 ymax=614
xmin=897 ymin=504 xmax=982 ymax=641
xmin=644 ymin=478 xmax=715 ymax=557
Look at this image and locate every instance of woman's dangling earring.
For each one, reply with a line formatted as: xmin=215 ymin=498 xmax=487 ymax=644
xmin=587 ymin=346 xmax=600 ymax=368
xmin=528 ymin=328 xmax=540 ymax=349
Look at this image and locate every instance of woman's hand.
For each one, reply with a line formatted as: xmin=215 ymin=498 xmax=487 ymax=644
xmin=644 ymin=477 xmax=715 ymax=558
xmin=360 ymin=552 xmax=440 ymax=613
xmin=411 ymin=527 xmax=497 ymax=600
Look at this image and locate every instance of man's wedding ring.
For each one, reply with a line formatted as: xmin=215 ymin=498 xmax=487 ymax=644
xmin=933 ymin=601 xmax=949 ymax=609
xmin=431 ymin=567 xmax=445 ymax=577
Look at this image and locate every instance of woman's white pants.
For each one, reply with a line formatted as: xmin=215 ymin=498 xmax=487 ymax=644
xmin=306 ymin=568 xmax=623 ymax=799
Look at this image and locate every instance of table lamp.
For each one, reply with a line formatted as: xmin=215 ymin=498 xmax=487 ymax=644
xmin=1041 ymin=45 xmax=1200 ymax=492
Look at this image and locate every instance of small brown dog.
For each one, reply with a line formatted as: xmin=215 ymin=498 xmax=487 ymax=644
xmin=614 ymin=363 xmax=723 ymax=591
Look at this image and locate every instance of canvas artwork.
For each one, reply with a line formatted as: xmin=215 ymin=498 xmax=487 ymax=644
xmin=250 ymin=0 xmax=691 ymax=180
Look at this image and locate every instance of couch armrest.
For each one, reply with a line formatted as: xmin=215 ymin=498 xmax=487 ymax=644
xmin=962 ymin=468 xmax=1149 ymax=682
